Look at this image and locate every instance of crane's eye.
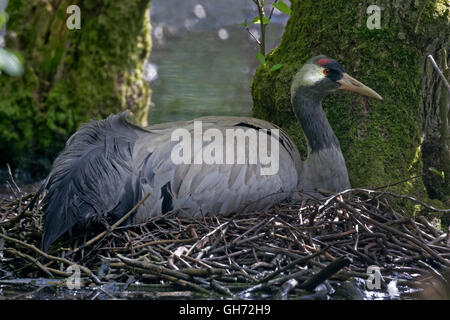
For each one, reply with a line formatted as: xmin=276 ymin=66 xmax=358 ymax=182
xmin=323 ymin=68 xmax=330 ymax=76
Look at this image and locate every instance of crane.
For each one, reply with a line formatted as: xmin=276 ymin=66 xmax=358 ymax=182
xmin=41 ymin=55 xmax=382 ymax=251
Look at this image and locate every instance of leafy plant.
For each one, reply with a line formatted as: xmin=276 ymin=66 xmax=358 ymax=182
xmin=252 ymin=16 xmax=270 ymax=25
xmin=272 ymin=1 xmax=291 ymax=15
xmin=238 ymin=0 xmax=291 ymax=72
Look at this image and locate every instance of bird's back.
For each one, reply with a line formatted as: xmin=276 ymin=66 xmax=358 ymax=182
xmin=41 ymin=112 xmax=302 ymax=251
xmin=132 ymin=116 xmax=302 ymax=221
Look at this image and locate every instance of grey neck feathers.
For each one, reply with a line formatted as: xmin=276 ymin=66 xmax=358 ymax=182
xmin=292 ymin=87 xmax=351 ymax=193
xmin=292 ymin=89 xmax=340 ymax=153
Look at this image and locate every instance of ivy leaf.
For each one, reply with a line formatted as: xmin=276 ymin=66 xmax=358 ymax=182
xmin=429 ymin=167 xmax=445 ymax=180
xmin=270 ymin=64 xmax=283 ymax=72
xmin=255 ymin=52 xmax=266 ymax=65
xmin=252 ymin=16 xmax=270 ymax=25
xmin=272 ymin=1 xmax=291 ymax=15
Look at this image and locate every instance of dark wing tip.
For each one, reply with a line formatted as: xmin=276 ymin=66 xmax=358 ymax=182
xmin=40 ymin=112 xmax=140 ymax=251
xmin=41 ymin=207 xmax=77 ymax=252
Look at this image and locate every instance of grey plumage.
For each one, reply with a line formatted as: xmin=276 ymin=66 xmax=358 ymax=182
xmin=41 ymin=113 xmax=146 ymax=251
xmin=41 ymin=55 xmax=382 ymax=251
xmin=41 ymin=113 xmax=300 ymax=251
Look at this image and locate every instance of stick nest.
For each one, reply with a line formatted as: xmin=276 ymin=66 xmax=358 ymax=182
xmin=1 ymin=178 xmax=450 ymax=299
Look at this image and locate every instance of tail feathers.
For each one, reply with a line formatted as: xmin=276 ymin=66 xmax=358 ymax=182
xmin=41 ymin=112 xmax=142 ymax=251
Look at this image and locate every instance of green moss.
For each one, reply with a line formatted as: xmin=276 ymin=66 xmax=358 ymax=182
xmin=252 ymin=0 xmax=449 ymax=198
xmin=0 ymin=0 xmax=152 ymax=175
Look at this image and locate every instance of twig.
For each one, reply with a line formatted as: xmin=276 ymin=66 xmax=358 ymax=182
xmin=4 ymin=247 xmax=53 ymax=277
xmin=276 ymin=278 xmax=298 ymax=299
xmin=186 ymin=220 xmax=230 ymax=256
xmin=268 ymin=0 xmax=279 ymax=20
xmin=71 ymin=193 xmax=151 ymax=253
xmin=245 ymin=27 xmax=262 ymax=45
xmin=299 ymin=256 xmax=352 ymax=291
xmin=428 ymin=55 xmax=450 ymax=94
xmin=117 ymin=254 xmax=210 ymax=295
xmin=252 ymin=0 xmax=266 ymax=55
xmin=0 ymin=232 xmax=101 ymax=284
xmin=373 ymin=174 xmax=425 ymax=191
xmin=258 ymin=247 xmax=328 ymax=284
xmin=6 ymin=164 xmax=21 ymax=195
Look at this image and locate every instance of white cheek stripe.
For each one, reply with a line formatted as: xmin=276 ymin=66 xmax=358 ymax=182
xmin=303 ymin=69 xmax=324 ymax=86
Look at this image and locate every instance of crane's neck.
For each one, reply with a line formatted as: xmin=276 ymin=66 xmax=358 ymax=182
xmin=292 ymin=92 xmax=340 ymax=152
xmin=292 ymin=89 xmax=351 ymax=193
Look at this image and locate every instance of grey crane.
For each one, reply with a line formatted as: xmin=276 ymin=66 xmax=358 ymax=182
xmin=40 ymin=55 xmax=382 ymax=251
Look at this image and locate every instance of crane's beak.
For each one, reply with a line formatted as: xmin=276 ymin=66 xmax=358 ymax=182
xmin=337 ymin=73 xmax=383 ymax=100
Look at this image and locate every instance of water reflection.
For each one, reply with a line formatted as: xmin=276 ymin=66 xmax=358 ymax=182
xmin=147 ymin=0 xmax=286 ymax=124
xmin=148 ymin=27 xmax=257 ymax=124
xmin=147 ymin=25 xmax=285 ymax=124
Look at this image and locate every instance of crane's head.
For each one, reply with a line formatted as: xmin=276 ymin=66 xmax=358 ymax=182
xmin=291 ymin=55 xmax=383 ymax=101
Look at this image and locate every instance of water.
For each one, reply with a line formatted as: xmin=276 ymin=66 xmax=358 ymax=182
xmin=147 ymin=24 xmax=285 ymax=124
xmin=0 ymin=277 xmax=417 ymax=300
xmin=146 ymin=0 xmax=288 ymax=124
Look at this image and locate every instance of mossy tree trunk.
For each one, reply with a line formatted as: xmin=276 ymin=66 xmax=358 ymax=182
xmin=0 ymin=0 xmax=152 ymax=176
xmin=422 ymin=49 xmax=450 ymax=201
xmin=252 ymin=0 xmax=449 ymax=199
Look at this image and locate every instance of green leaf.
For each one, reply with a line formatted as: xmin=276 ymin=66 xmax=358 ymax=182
xmin=252 ymin=16 xmax=270 ymax=25
xmin=270 ymin=64 xmax=283 ymax=72
xmin=255 ymin=52 xmax=266 ymax=65
xmin=272 ymin=1 xmax=291 ymax=15
xmin=0 ymin=12 xmax=8 ymax=28
xmin=0 ymin=48 xmax=24 ymax=77
xmin=429 ymin=167 xmax=445 ymax=179
xmin=236 ymin=20 xmax=249 ymax=28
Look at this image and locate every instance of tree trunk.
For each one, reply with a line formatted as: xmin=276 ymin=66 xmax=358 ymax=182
xmin=252 ymin=0 xmax=449 ymax=199
xmin=0 ymin=0 xmax=152 ymax=176
xmin=422 ymin=49 xmax=450 ymax=201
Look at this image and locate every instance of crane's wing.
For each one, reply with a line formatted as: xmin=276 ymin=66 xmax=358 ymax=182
xmin=131 ymin=116 xmax=302 ymax=221
xmin=40 ymin=113 xmax=302 ymax=251
xmin=41 ymin=112 xmax=146 ymax=251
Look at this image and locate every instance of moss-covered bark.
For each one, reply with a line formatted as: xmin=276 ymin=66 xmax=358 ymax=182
xmin=0 ymin=0 xmax=152 ymax=176
xmin=252 ymin=0 xmax=449 ymax=198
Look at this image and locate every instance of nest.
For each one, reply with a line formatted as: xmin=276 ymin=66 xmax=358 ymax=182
xmin=1 ymin=171 xmax=450 ymax=299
